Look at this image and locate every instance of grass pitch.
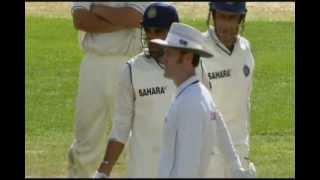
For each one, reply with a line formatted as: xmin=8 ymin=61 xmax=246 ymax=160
xmin=25 ymin=14 xmax=294 ymax=178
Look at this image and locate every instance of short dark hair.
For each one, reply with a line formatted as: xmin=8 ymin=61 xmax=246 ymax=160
xmin=192 ymin=54 xmax=200 ymax=67
xmin=180 ymin=50 xmax=200 ymax=67
xmin=211 ymin=10 xmax=246 ymax=34
xmin=212 ymin=10 xmax=246 ymax=24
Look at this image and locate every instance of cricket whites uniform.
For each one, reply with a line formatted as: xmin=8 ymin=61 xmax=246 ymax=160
xmin=158 ymin=76 xmax=243 ymax=178
xmin=109 ymin=53 xmax=209 ymax=177
xmin=68 ymin=2 xmax=151 ymax=178
xmin=202 ymin=27 xmax=255 ymax=177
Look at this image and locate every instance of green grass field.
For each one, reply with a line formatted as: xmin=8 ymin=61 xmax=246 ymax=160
xmin=25 ymin=16 xmax=295 ymax=178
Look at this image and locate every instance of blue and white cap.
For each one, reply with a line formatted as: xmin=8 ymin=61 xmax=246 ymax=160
xmin=151 ymin=23 xmax=213 ymax=58
xmin=142 ymin=2 xmax=179 ymax=29
xmin=209 ymin=2 xmax=247 ymax=15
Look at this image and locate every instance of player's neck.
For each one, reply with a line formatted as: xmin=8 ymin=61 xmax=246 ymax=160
xmin=213 ymin=30 xmax=236 ymax=53
xmin=220 ymin=38 xmax=236 ymax=52
xmin=226 ymin=44 xmax=235 ymax=52
xmin=174 ymin=71 xmax=195 ymax=87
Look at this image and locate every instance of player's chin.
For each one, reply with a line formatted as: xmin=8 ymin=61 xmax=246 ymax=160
xmin=217 ymin=30 xmax=234 ymax=39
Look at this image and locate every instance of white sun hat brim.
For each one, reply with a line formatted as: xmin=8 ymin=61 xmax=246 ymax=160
xmin=151 ymin=39 xmax=213 ymax=58
xmin=150 ymin=22 xmax=214 ymax=58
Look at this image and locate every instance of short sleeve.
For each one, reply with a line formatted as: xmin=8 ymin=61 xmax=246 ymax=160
xmin=126 ymin=2 xmax=153 ymax=14
xmin=71 ymin=2 xmax=92 ymax=12
xmin=109 ymin=62 xmax=135 ymax=144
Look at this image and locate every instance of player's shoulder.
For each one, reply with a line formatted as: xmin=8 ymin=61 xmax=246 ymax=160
xmin=94 ymin=2 xmax=124 ymax=7
xmin=178 ymin=84 xmax=215 ymax=114
xmin=179 ymin=83 xmax=207 ymax=103
xmin=202 ymin=28 xmax=212 ymax=42
xmin=202 ymin=30 xmax=210 ymax=38
xmin=126 ymin=2 xmax=153 ymax=14
xmin=127 ymin=52 xmax=146 ymax=63
xmin=127 ymin=2 xmax=152 ymax=7
xmin=238 ymin=35 xmax=252 ymax=50
xmin=238 ymin=36 xmax=255 ymax=65
xmin=127 ymin=52 xmax=157 ymax=69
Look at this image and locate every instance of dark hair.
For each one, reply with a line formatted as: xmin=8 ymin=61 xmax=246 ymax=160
xmin=208 ymin=10 xmax=246 ymax=34
xmin=180 ymin=50 xmax=200 ymax=67
xmin=192 ymin=54 xmax=200 ymax=67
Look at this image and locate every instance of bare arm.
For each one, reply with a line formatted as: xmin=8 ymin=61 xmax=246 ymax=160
xmin=72 ymin=9 xmax=127 ymax=33
xmin=90 ymin=5 xmax=143 ymax=28
xmin=97 ymin=140 xmax=125 ymax=176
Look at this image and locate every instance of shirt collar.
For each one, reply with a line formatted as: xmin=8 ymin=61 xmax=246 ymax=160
xmin=176 ymin=75 xmax=200 ymax=97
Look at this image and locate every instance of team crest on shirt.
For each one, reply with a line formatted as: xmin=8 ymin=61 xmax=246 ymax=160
xmin=243 ymin=65 xmax=250 ymax=77
xmin=147 ymin=7 xmax=157 ymax=19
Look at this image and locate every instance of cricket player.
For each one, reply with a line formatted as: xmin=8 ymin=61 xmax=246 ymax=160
xmin=68 ymin=2 xmax=151 ymax=178
xmin=151 ymin=22 xmax=254 ymax=178
xmin=202 ymin=2 xmax=256 ymax=177
xmin=93 ymin=3 xmax=210 ymax=178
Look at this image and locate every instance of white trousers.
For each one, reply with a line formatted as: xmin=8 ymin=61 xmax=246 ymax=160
xmin=67 ymin=53 xmax=129 ymax=178
xmin=205 ymin=144 xmax=250 ymax=178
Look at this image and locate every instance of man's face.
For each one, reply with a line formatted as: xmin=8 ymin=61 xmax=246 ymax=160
xmin=144 ymin=27 xmax=169 ymax=61
xmin=161 ymin=47 xmax=184 ymax=79
xmin=213 ymin=10 xmax=242 ymax=47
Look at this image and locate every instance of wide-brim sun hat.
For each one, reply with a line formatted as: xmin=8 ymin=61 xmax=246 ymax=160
xmin=151 ymin=22 xmax=213 ymax=58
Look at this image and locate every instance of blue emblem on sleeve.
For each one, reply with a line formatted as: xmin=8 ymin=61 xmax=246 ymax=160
xmin=243 ymin=65 xmax=250 ymax=77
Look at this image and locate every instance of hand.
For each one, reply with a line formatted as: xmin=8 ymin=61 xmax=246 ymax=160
xmin=93 ymin=171 xmax=109 ymax=178
xmin=248 ymin=162 xmax=257 ymax=177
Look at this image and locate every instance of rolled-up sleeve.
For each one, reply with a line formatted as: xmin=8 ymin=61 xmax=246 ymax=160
xmin=174 ymin=102 xmax=205 ymax=177
xmin=109 ymin=63 xmax=135 ymax=144
xmin=126 ymin=2 xmax=152 ymax=15
xmin=71 ymin=2 xmax=92 ymax=13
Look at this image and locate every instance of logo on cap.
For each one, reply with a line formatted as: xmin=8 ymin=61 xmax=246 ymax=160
xmin=147 ymin=7 xmax=157 ymax=19
xmin=179 ymin=39 xmax=188 ymax=46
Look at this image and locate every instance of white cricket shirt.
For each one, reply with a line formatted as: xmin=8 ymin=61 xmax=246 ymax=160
xmin=72 ymin=2 xmax=151 ymax=56
xmin=202 ymin=27 xmax=255 ymax=146
xmin=109 ymin=53 xmax=209 ymax=177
